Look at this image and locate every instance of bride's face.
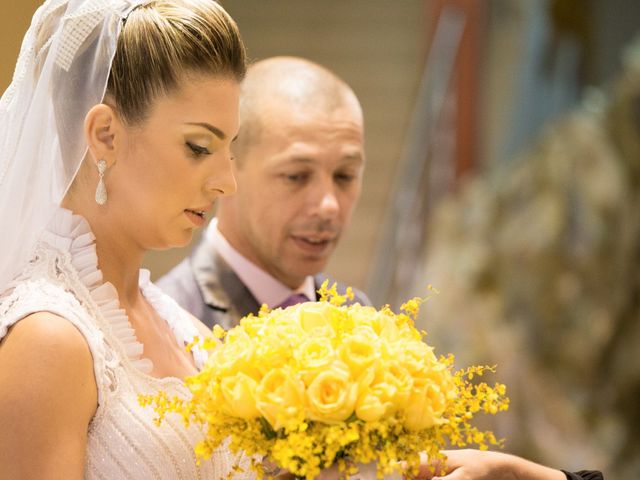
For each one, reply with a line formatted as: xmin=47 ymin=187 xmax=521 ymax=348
xmin=109 ymin=75 xmax=239 ymax=250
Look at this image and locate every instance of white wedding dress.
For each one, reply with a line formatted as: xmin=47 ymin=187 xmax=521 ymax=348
xmin=0 ymin=208 xmax=254 ymax=479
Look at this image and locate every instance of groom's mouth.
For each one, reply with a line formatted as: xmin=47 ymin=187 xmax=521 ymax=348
xmin=290 ymin=234 xmax=336 ymax=256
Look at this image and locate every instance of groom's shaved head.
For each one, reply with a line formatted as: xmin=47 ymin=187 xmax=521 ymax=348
xmin=233 ymin=56 xmax=362 ymax=163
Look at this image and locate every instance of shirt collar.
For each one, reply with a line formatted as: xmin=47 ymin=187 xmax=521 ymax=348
xmin=205 ymin=218 xmax=316 ymax=308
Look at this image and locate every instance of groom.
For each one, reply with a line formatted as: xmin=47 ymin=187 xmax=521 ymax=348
xmin=157 ymin=56 xmax=369 ymax=328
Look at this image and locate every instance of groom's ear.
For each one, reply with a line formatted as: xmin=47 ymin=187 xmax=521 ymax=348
xmin=84 ymin=104 xmax=120 ymax=166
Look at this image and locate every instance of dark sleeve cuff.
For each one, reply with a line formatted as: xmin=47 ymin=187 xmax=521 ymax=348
xmin=562 ymin=470 xmax=604 ymax=480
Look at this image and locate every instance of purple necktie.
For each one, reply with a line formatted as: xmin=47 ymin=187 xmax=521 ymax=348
xmin=276 ymin=293 xmax=309 ymax=309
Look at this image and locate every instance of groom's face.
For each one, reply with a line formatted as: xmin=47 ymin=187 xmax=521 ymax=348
xmin=219 ymin=101 xmax=365 ymax=288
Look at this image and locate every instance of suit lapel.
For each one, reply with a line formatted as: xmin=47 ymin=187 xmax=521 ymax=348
xmin=191 ymin=239 xmax=261 ymax=327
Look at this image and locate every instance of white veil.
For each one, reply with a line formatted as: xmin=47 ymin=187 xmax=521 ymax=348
xmin=0 ymin=0 xmax=150 ymax=291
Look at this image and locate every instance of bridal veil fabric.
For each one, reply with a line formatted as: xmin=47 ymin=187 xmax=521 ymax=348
xmin=0 ymin=0 xmax=151 ymax=292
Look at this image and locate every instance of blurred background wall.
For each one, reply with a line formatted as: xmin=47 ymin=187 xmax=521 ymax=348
xmin=2 ymin=0 xmax=639 ymax=476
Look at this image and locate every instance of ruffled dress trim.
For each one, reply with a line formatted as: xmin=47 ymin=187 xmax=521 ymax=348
xmin=40 ymin=208 xmax=206 ymax=374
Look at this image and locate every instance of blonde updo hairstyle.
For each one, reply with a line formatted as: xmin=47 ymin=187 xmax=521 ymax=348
xmin=105 ymin=0 xmax=246 ymax=126
xmin=61 ymin=0 xmax=245 ymax=202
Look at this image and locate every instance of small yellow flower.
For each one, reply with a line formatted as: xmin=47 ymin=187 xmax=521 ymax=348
xmin=400 ymin=297 xmax=423 ymax=318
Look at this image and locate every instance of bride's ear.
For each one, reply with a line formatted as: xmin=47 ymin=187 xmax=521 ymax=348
xmin=84 ymin=104 xmax=120 ymax=166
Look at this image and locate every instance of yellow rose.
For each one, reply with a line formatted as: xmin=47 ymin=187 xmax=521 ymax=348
xmin=294 ymin=337 xmax=337 ymax=385
xmin=348 ymin=306 xmax=379 ymax=331
xmin=410 ymin=362 xmax=451 ymax=392
xmin=399 ymin=341 xmax=438 ymax=376
xmin=220 ymin=372 xmax=261 ymax=420
xmin=266 ymin=311 xmax=305 ymax=337
xmin=338 ymin=327 xmax=380 ymax=378
xmin=386 ymin=363 xmax=414 ymax=411
xmin=404 ymin=380 xmax=449 ymax=431
xmin=209 ymin=329 xmax=260 ymax=378
xmin=305 ymin=361 xmax=357 ymax=423
xmin=297 ymin=302 xmax=338 ymax=336
xmin=254 ymin=333 xmax=294 ymax=376
xmin=354 ymin=367 xmax=396 ymax=422
xmin=255 ymin=367 xmax=305 ymax=430
xmin=372 ymin=311 xmax=398 ymax=339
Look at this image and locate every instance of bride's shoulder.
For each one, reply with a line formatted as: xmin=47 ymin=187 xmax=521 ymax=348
xmin=0 ymin=276 xmax=97 ymax=382
xmin=0 ymin=311 xmax=97 ymax=412
xmin=1 ymin=311 xmax=93 ymax=365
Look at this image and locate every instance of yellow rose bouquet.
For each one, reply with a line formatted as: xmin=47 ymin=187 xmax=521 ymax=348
xmin=140 ymin=283 xmax=509 ymax=479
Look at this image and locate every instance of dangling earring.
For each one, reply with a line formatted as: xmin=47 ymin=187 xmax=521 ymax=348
xmin=95 ymin=159 xmax=108 ymax=205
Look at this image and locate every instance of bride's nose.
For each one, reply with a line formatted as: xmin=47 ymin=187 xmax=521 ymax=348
xmin=204 ymin=153 xmax=237 ymax=198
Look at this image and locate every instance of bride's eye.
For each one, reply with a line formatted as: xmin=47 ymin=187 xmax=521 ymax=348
xmin=186 ymin=141 xmax=211 ymax=157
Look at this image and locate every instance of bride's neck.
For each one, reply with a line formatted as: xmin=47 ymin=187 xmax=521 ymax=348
xmin=95 ymin=239 xmax=144 ymax=307
xmin=61 ymin=208 xmax=143 ymax=308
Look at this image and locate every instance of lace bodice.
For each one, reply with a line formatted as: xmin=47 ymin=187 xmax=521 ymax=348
xmin=0 ymin=209 xmax=254 ymax=479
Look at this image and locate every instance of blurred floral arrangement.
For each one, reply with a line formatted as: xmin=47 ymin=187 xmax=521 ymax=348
xmin=140 ymin=282 xmax=509 ymax=479
xmin=417 ymin=34 xmax=640 ymax=479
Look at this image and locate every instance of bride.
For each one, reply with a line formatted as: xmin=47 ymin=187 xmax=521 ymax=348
xmin=0 ymin=0 xmax=255 ymax=478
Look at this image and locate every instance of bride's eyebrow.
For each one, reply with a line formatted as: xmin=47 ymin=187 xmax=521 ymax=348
xmin=184 ymin=122 xmax=228 ymax=140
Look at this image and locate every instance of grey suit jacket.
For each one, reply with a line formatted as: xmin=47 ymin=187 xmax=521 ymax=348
xmin=156 ymin=238 xmax=370 ymax=329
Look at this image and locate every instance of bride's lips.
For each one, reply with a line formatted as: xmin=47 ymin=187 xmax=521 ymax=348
xmin=185 ymin=206 xmax=210 ymax=227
